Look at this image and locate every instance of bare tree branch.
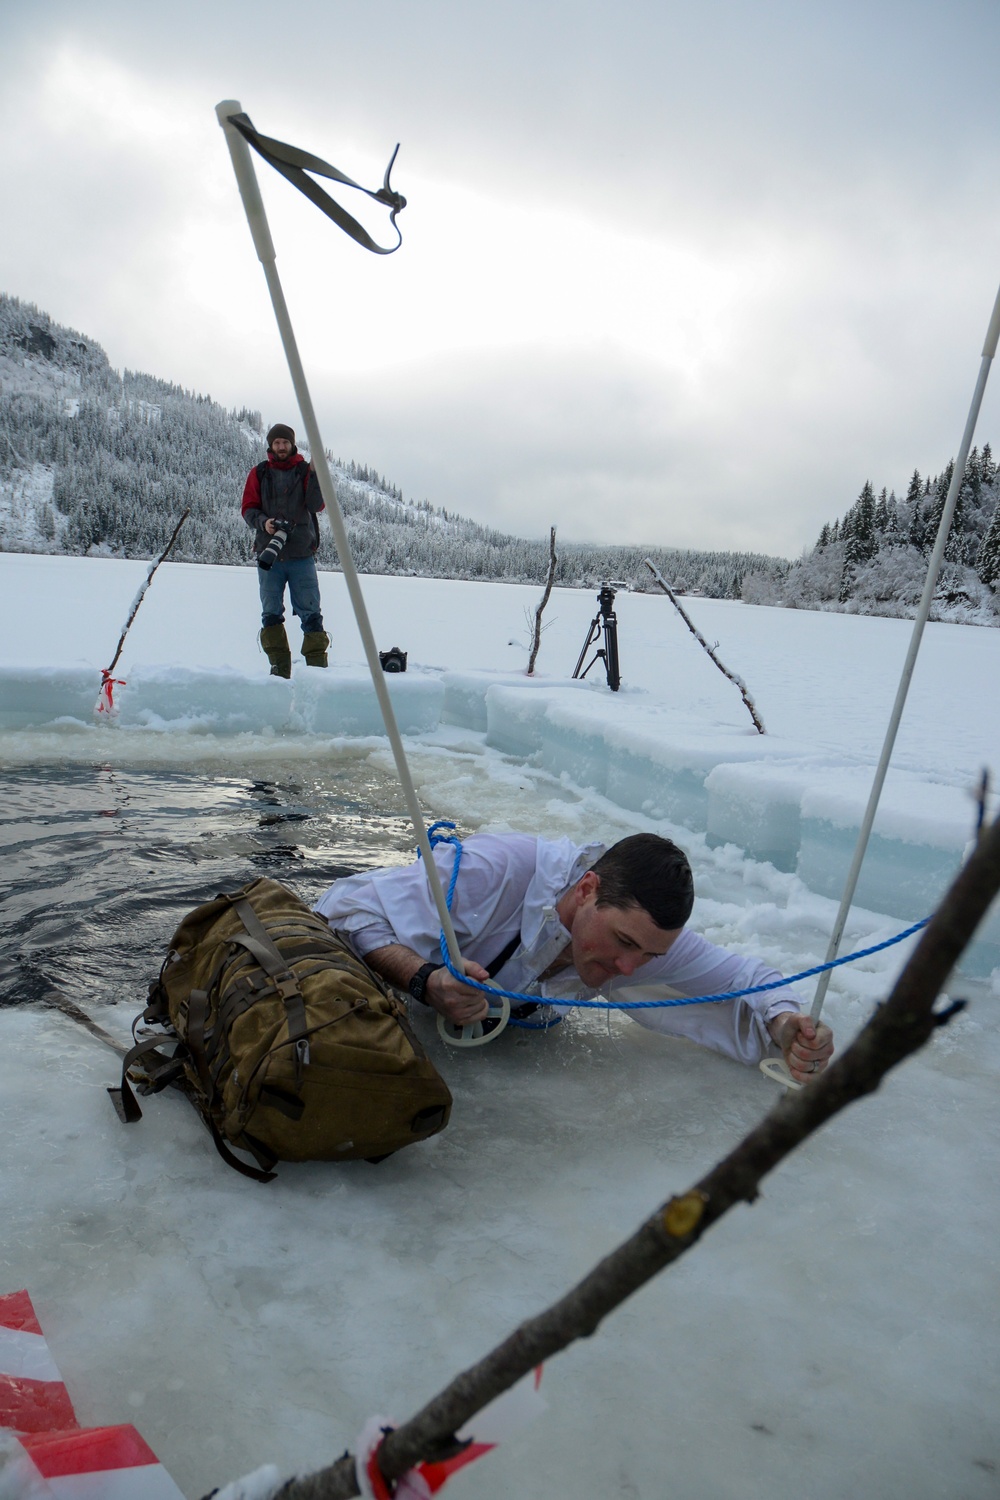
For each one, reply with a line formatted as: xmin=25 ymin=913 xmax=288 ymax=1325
xmin=527 ymin=526 xmax=557 ymax=676
xmin=104 ymin=508 xmax=191 ymax=676
xmin=643 ymin=557 xmax=766 ymax=734
xmin=239 ymin=814 xmax=1000 ymax=1500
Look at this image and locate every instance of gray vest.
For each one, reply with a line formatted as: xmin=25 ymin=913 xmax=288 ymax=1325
xmin=255 ymin=460 xmax=319 ymax=559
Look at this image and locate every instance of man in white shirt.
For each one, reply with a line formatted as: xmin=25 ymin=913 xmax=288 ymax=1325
xmin=314 ymin=831 xmax=834 ymax=1083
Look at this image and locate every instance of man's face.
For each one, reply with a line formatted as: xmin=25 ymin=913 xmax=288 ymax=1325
xmin=270 ymin=437 xmax=293 ymax=461
xmin=563 ymin=872 xmax=682 ymax=987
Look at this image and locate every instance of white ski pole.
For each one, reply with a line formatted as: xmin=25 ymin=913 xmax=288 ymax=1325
xmin=763 ymin=277 xmax=1000 ymax=1089
xmin=215 ymin=100 xmax=508 ymax=1044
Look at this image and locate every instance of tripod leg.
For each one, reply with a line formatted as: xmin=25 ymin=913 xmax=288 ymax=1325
xmin=573 ymin=617 xmax=602 ymax=679
xmin=603 ymin=612 xmax=621 ymax=691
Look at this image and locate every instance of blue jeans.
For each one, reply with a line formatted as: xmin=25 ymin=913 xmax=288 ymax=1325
xmin=258 ymin=555 xmax=324 ymax=634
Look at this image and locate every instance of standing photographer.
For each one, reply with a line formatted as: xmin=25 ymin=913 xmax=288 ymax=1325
xmin=241 ymin=423 xmax=329 ymax=676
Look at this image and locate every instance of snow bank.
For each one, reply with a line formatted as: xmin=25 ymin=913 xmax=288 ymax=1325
xmin=120 ymin=665 xmax=443 ymax=738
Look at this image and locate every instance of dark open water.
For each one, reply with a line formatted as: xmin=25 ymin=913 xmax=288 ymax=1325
xmin=0 ymin=758 xmax=424 ymax=1012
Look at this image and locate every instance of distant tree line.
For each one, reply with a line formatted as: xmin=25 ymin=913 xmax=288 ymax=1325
xmin=743 ymin=452 xmax=1000 ymax=624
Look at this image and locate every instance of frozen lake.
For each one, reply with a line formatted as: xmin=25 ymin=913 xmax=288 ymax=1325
xmin=0 ymin=555 xmax=998 ymax=1497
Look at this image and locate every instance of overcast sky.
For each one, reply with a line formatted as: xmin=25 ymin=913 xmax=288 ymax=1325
xmin=3 ymin=0 xmax=1000 ymax=555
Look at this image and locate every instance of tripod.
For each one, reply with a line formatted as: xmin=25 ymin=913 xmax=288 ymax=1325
xmin=572 ymin=584 xmax=621 ymax=692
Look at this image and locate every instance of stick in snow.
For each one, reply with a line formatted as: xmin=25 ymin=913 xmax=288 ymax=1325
xmin=643 ymin=557 xmax=766 ymax=734
xmin=527 ymin=526 xmax=557 ymax=675
xmin=216 ymin=809 xmax=1000 ymax=1500
xmin=94 ymin=509 xmax=190 ymax=714
xmin=103 ymin=509 xmax=191 ymax=677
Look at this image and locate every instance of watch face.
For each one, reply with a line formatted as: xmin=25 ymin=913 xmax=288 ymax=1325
xmin=409 ymin=964 xmax=435 ymax=1002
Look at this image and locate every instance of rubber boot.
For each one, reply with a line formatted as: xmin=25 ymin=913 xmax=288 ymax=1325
xmin=302 ymin=630 xmax=330 ymax=668
xmin=260 ymin=623 xmax=292 ymax=678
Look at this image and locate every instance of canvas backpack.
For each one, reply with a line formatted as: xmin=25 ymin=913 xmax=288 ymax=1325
xmin=109 ymin=876 xmax=452 ymax=1181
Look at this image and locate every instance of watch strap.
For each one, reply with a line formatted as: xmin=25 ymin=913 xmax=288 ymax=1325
xmin=408 ymin=961 xmax=444 ymax=1004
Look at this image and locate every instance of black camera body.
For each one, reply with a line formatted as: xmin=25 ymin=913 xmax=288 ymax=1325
xmin=379 ymin=646 xmax=407 ymax=673
xmin=258 ymin=518 xmax=292 ymax=572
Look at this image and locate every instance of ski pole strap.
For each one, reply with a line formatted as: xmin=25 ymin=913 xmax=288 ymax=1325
xmin=225 ymin=112 xmax=406 ymax=254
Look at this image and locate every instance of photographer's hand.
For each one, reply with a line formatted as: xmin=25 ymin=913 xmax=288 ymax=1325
xmin=264 ymin=517 xmax=279 ymax=535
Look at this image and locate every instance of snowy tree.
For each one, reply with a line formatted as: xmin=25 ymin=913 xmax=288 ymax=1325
xmin=977 ymin=498 xmax=1000 ymax=590
xmin=905 ymin=469 xmax=923 ymax=506
xmin=874 ymin=487 xmax=890 ymax=534
xmin=839 ymin=480 xmax=877 ymax=599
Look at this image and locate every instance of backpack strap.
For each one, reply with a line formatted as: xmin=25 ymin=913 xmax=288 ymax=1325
xmin=486 ymin=934 xmax=539 ymax=1020
xmin=107 ymin=1035 xmax=187 ymax=1124
xmin=226 ymin=895 xmax=310 ymax=1083
xmin=206 ymin=1118 xmax=278 ymax=1183
xmin=486 ymin=935 xmax=521 ymax=977
xmin=175 ymin=987 xmax=279 ymax=1184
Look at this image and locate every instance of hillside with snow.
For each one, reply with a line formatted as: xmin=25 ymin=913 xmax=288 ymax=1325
xmin=5 ymin=293 xmax=998 ymax=627
xmin=0 ymin=294 xmax=793 ymax=596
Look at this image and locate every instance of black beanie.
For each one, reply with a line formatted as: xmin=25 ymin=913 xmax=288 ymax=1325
xmin=267 ymin=423 xmax=296 ymax=448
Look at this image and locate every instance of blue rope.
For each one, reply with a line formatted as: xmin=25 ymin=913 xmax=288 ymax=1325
xmin=420 ymin=824 xmax=930 ymax=1016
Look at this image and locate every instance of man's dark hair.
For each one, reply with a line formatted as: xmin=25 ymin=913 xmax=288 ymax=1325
xmin=590 ymin=834 xmax=694 ymax=930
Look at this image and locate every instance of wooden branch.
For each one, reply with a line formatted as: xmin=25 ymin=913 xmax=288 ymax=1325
xmin=104 ymin=509 xmax=191 ymax=675
xmin=643 ymin=557 xmax=766 ymax=734
xmin=42 ymin=989 xmax=128 ymax=1057
xmin=234 ymin=813 xmax=1000 ymax=1500
xmin=527 ymin=526 xmax=557 ymax=675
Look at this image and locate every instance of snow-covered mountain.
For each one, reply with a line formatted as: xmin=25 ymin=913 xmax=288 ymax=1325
xmin=0 ymin=294 xmax=789 ymax=597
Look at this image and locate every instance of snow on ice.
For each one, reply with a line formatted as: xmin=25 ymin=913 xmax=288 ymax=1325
xmin=0 ymin=551 xmax=998 ymax=1499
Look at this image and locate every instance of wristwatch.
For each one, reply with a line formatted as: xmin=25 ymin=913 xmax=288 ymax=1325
xmin=407 ymin=962 xmax=444 ymax=1005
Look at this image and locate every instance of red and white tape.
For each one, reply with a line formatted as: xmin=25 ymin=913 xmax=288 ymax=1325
xmin=3 ymin=1289 xmax=548 ymax=1500
xmin=18 ymin=1425 xmax=186 ymax=1500
xmin=95 ymin=671 xmax=125 ymax=717
xmin=0 ymin=1292 xmax=77 ymax=1439
xmin=0 ymin=1291 xmax=184 ymax=1500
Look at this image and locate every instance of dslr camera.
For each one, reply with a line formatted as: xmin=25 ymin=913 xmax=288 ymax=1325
xmin=379 ymin=646 xmax=407 ymax=673
xmin=258 ymin=518 xmax=292 ymax=572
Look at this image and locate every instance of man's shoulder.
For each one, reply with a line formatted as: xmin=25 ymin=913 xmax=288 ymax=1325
xmin=446 ymin=832 xmax=538 ymax=892
xmin=459 ymin=830 xmax=538 ymax=869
